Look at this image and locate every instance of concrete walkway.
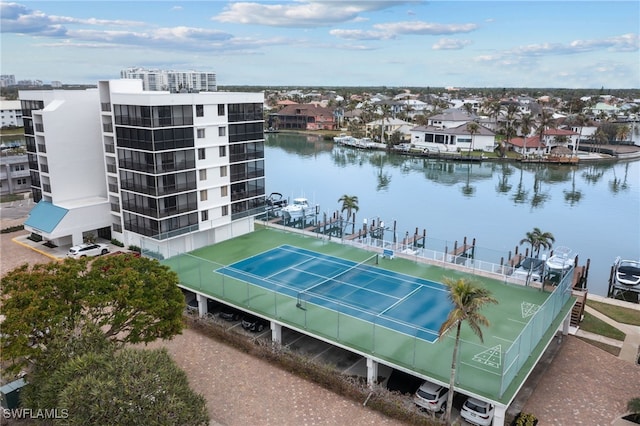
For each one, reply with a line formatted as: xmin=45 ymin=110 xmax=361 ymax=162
xmin=575 ymin=294 xmax=640 ymax=364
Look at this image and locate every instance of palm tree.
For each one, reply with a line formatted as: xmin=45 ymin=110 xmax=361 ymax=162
xmin=439 ymin=278 xmax=497 ymax=425
xmin=338 ymin=194 xmax=359 ymax=222
xmin=574 ymin=113 xmax=589 ymax=155
xmin=536 ymin=109 xmax=556 ymax=155
xmin=519 ymin=227 xmax=555 ymax=258
xmin=520 ymin=114 xmax=533 ymax=158
xmin=498 ymin=104 xmax=519 ymax=157
xmin=466 ymin=122 xmax=480 ymax=159
xmin=379 ymin=103 xmax=392 ymax=146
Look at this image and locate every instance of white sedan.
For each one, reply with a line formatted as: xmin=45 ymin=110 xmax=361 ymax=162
xmin=67 ymin=243 xmax=110 ymax=258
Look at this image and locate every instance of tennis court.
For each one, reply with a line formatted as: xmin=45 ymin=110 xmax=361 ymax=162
xmin=216 ymin=245 xmax=452 ymax=343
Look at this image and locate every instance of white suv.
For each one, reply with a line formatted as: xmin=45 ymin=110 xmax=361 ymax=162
xmin=67 ymin=243 xmax=110 ymax=258
xmin=413 ymin=380 xmax=448 ymax=412
xmin=460 ymin=397 xmax=494 ymax=425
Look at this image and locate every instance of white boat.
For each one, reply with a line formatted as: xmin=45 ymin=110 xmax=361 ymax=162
xmin=545 ymin=246 xmax=574 ymax=271
xmin=280 ymin=197 xmax=317 ymax=220
xmin=613 ymin=257 xmax=640 ymax=287
xmin=333 ymin=133 xmax=352 ymax=143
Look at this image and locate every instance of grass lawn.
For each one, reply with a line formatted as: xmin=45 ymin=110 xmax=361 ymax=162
xmin=580 ymin=312 xmax=626 ymax=341
xmin=586 ymin=299 xmax=640 ymax=326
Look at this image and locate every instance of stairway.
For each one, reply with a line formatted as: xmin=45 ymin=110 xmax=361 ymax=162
xmin=571 ymin=290 xmax=588 ymax=327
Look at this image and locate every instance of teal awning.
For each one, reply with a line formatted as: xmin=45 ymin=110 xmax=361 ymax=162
xmin=24 ymin=201 xmax=68 ymax=233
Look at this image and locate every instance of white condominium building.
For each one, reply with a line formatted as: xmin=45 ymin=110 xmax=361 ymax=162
xmin=20 ymin=79 xmax=265 ymax=257
xmin=120 ymin=68 xmax=217 ymax=93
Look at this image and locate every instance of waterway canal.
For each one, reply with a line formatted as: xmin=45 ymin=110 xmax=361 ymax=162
xmin=265 ymin=132 xmax=640 ymax=298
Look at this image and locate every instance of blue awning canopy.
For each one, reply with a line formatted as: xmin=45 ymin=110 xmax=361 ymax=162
xmin=24 ymin=201 xmax=69 ymax=233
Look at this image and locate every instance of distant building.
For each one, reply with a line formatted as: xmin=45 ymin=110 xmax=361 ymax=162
xmin=120 ymin=68 xmax=217 ymax=92
xmin=0 ymin=75 xmax=16 ymax=87
xmin=51 ymin=81 xmax=63 ymax=88
xmin=0 ymin=100 xmax=24 ymax=128
xmin=17 ymin=80 xmax=43 ymax=86
xmin=0 ymin=153 xmax=30 ymax=195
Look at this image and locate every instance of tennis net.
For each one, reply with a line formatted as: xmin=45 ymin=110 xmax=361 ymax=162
xmin=296 ymin=253 xmax=378 ymax=309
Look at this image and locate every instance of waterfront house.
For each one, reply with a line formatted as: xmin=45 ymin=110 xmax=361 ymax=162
xmin=272 ymin=103 xmax=336 ymax=131
xmin=506 ymin=136 xmax=545 ymax=157
xmin=410 ymin=123 xmax=496 ymax=153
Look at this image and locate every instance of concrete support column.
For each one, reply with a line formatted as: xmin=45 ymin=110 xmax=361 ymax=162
xmin=271 ymin=322 xmax=282 ymax=345
xmin=562 ymin=312 xmax=571 ymax=335
xmin=196 ymin=293 xmax=207 ymax=318
xmin=366 ymin=358 xmax=378 ymax=387
xmin=492 ymin=404 xmax=506 ymax=426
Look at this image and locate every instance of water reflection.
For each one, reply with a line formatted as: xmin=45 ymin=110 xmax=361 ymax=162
xmin=609 ymin=163 xmax=631 ymax=193
xmin=266 ymin=133 xmax=631 ymax=203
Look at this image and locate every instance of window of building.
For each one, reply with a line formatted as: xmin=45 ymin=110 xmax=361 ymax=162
xmin=221 ymin=205 xmax=228 ymax=216
xmin=221 ymin=186 xmax=228 ymax=197
xmin=200 ymin=190 xmax=208 ymax=201
xmin=199 ymin=169 xmax=207 ymax=181
xmin=219 ymin=146 xmax=226 ymax=157
xmin=218 ymin=127 xmax=226 ymax=137
xmin=218 ymin=104 xmax=225 ymax=116
xmin=220 ymin=166 xmax=227 ymax=177
xmin=201 ymin=210 xmax=208 ymax=221
xmin=196 ymin=105 xmax=204 ymax=117
xmin=197 ymin=128 xmax=205 ymax=138
xmin=198 ymin=148 xmax=205 ymax=160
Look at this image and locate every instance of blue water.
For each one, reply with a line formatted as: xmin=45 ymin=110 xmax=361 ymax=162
xmin=264 ymin=133 xmax=640 ymax=297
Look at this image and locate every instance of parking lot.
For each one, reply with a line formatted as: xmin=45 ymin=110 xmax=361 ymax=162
xmin=180 ymin=288 xmax=478 ymax=424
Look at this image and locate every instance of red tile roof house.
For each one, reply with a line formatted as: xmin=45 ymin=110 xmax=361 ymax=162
xmin=507 ymin=127 xmax=579 ymax=158
xmin=273 ymin=103 xmax=336 ymax=130
xmin=507 ymin=135 xmax=546 ymax=157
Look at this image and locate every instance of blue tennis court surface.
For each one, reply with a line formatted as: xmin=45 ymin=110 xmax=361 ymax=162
xmin=215 ymin=245 xmax=453 ymax=342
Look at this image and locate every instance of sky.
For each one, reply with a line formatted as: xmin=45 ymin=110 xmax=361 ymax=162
xmin=1 ymin=1 xmax=639 ymax=89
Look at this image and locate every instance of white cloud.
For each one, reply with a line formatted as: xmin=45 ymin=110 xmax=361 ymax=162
xmin=373 ymin=21 xmax=478 ymax=35
xmin=329 ymin=29 xmax=394 ymax=41
xmin=432 ymin=38 xmax=471 ymax=50
xmin=212 ymin=1 xmax=406 ymax=28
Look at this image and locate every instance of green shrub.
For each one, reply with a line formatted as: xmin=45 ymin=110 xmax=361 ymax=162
xmin=27 ymin=232 xmax=43 ymax=242
xmin=515 ymin=412 xmax=538 ymax=426
xmin=128 ymin=245 xmax=141 ymax=253
xmin=110 ymin=238 xmax=125 ymax=247
xmin=1 ymin=224 xmax=24 ymax=234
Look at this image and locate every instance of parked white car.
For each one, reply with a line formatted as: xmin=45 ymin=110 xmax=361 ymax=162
xmin=413 ymin=380 xmax=448 ymax=412
xmin=460 ymin=397 xmax=494 ymax=426
xmin=67 ymin=243 xmax=109 ymax=258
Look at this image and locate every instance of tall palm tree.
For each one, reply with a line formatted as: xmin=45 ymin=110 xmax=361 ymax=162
xmin=536 ymin=109 xmax=555 ymax=155
xmin=574 ymin=113 xmax=589 ymax=155
xmin=519 ymin=227 xmax=555 ymax=257
xmin=338 ymin=194 xmax=359 ymax=222
xmin=520 ymin=114 xmax=533 ymax=157
xmin=439 ymin=278 xmax=497 ymax=425
xmin=466 ymin=122 xmax=480 ymax=159
xmin=379 ymin=103 xmax=392 ymax=146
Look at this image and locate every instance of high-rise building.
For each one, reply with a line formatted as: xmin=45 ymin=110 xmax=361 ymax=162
xmin=21 ymin=79 xmax=265 ymax=256
xmin=120 ymin=68 xmax=217 ymax=92
xmin=0 ymin=75 xmax=16 ymax=87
